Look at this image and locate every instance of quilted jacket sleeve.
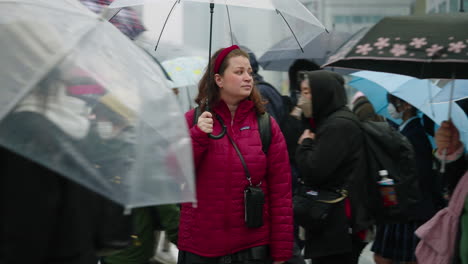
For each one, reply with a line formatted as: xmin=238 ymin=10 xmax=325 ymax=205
xmin=185 ymin=110 xmax=210 ymax=167
xmin=266 ymin=117 xmax=293 ymax=261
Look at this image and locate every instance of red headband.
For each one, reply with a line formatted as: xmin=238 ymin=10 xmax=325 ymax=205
xmin=213 ymin=45 xmax=240 ymax=74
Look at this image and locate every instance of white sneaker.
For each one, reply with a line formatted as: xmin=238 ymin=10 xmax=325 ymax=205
xmin=153 ymin=250 xmax=177 ymax=264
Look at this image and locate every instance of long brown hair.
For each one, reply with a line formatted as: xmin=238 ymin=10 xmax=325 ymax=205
xmin=195 ymin=48 xmax=265 ymax=114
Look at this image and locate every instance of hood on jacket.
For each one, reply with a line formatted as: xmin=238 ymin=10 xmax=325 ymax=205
xmin=306 ymin=70 xmax=347 ymax=123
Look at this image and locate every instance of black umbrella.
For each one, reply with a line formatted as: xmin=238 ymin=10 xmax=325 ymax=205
xmin=259 ymin=31 xmax=352 ymax=71
xmin=322 ymin=13 xmax=468 ymax=79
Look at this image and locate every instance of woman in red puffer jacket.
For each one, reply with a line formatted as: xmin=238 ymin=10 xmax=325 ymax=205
xmin=177 ymin=45 xmax=293 ymax=264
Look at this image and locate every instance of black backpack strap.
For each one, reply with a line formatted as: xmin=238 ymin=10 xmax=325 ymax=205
xmin=258 ymin=112 xmax=271 ymax=154
xmin=193 ymin=106 xmax=202 ymax=126
xmin=329 ymin=109 xmax=362 ymax=129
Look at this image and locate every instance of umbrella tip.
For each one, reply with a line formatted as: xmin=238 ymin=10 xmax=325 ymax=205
xmin=325 ymin=28 xmax=330 ymax=34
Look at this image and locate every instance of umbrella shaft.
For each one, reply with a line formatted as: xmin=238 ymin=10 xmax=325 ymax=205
xmin=207 ymin=2 xmax=214 ymax=112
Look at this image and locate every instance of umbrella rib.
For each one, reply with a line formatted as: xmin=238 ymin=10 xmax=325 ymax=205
xmin=224 ymin=0 xmax=233 ymax=45
xmin=154 ymin=0 xmax=180 ymax=51
xmin=275 ymin=9 xmax=303 ymax=53
xmin=108 ymin=7 xmax=123 ymax=21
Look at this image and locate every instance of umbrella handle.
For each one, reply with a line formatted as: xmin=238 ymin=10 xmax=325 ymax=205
xmin=209 ymin=113 xmax=227 ymax=139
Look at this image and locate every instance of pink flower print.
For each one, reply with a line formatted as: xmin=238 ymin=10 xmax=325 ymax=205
xmin=378 ymin=51 xmax=384 ymax=54
xmin=409 ymin=38 xmax=427 ymax=48
xmin=442 ymin=54 xmax=448 ymax=58
xmin=448 ymin=41 xmax=467 ymax=53
xmin=395 ymin=37 xmax=401 ymax=40
xmin=410 ymin=53 xmax=415 ymax=56
xmin=374 ymin=37 xmax=390 ymax=50
xmin=355 ymin=43 xmax=373 ymax=55
xmin=449 ymin=36 xmax=455 ymax=40
xmin=426 ymin=44 xmax=444 ymax=57
xmin=390 ymin=44 xmax=407 ymax=57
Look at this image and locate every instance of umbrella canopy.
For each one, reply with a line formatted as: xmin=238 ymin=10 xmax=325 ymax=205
xmin=432 ymin=80 xmax=468 ymax=103
xmin=135 ymin=32 xmax=206 ymax=63
xmin=79 ymin=0 xmax=145 ymax=39
xmin=161 ymin=56 xmax=207 ymax=111
xmin=109 ymin=0 xmax=326 ymax=57
xmin=348 ymin=71 xmax=468 ymax=145
xmin=0 ymin=0 xmax=195 ymax=208
xmin=323 ymin=14 xmax=468 ymax=79
xmin=162 ymin=56 xmax=207 ymax=88
xmin=259 ymin=31 xmax=352 ymax=71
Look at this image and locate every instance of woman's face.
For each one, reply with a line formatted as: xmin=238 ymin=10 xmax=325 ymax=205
xmin=216 ymin=55 xmax=253 ymax=103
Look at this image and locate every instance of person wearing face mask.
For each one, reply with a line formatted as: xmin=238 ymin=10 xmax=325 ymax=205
xmin=371 ymin=94 xmax=443 ymax=264
xmin=295 ymin=70 xmax=368 ymax=264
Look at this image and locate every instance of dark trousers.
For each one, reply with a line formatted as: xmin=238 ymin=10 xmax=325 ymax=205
xmin=177 ymin=246 xmax=271 ymax=264
xmin=311 ymin=236 xmax=367 ymax=264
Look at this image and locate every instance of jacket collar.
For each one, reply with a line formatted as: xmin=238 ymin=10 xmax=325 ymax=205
xmin=213 ymin=99 xmax=255 ymax=124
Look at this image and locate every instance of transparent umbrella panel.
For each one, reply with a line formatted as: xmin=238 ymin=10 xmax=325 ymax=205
xmin=0 ymin=0 xmax=196 ymax=208
xmin=110 ymin=0 xmax=325 ymax=57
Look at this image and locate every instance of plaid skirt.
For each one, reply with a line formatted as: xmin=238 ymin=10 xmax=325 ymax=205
xmin=371 ymin=221 xmax=425 ymax=262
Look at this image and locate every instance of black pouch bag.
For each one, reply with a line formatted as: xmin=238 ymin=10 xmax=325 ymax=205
xmin=293 ymin=184 xmax=347 ymax=231
xmin=223 ymin=118 xmax=265 ymax=229
xmin=244 ymin=185 xmax=265 ymax=228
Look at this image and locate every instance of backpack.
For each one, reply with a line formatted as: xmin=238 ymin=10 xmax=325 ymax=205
xmin=193 ymin=106 xmax=271 ymax=154
xmin=333 ymin=111 xmax=422 ymax=226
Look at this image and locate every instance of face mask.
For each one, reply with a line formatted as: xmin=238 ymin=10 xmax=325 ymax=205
xmin=297 ymin=96 xmax=313 ymax=118
xmin=387 ymin=103 xmax=402 ymax=120
xmin=96 ymin=121 xmax=114 ymax=139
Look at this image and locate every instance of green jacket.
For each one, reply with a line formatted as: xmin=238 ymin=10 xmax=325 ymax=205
xmin=102 ymin=204 xmax=180 ymax=264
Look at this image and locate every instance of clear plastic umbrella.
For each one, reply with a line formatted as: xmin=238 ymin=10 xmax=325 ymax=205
xmin=109 ymin=0 xmax=326 ymax=56
xmin=79 ymin=0 xmax=146 ymax=39
xmin=0 ymin=0 xmax=195 ymax=209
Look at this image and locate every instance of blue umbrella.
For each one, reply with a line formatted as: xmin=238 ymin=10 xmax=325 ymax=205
xmin=432 ymin=80 xmax=468 ymax=103
xmin=348 ymin=71 xmax=468 ymax=146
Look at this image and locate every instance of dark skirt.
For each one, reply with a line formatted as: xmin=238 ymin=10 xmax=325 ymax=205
xmin=371 ymin=221 xmax=425 ymax=262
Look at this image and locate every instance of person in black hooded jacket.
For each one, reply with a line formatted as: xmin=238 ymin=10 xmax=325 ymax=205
xmin=295 ymin=70 xmax=367 ymax=264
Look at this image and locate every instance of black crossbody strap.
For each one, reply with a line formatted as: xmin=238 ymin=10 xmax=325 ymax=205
xmin=226 ymin=130 xmax=254 ymax=186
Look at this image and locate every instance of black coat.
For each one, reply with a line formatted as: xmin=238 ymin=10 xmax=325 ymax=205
xmin=0 ymin=112 xmax=128 ymax=264
xmin=295 ymin=71 xmax=366 ymax=258
xmin=401 ymin=117 xmax=444 ymax=220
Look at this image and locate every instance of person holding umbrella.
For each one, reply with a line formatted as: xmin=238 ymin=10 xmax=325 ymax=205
xmin=178 ymin=45 xmax=293 ymax=264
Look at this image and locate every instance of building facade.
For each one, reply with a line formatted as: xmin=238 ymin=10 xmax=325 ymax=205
xmin=300 ymin=0 xmax=412 ymax=34
xmin=426 ymin=0 xmax=467 ymax=13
